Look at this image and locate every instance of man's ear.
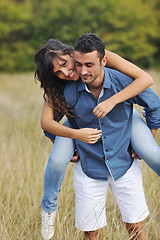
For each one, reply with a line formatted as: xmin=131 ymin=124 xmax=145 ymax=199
xmin=102 ymin=56 xmax=107 ymax=67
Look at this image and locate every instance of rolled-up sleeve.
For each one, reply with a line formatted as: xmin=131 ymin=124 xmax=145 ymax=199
xmin=44 ymin=130 xmax=55 ymax=140
xmin=131 ymin=87 xmax=160 ymax=129
xmin=143 ymin=107 xmax=160 ymax=129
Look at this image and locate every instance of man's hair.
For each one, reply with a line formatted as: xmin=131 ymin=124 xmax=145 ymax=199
xmin=74 ymin=33 xmax=105 ymax=61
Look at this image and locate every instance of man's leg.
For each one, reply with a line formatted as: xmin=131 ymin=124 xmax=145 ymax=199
xmin=109 ymin=159 xmax=149 ymax=240
xmin=84 ymin=229 xmax=102 ymax=240
xmin=125 ymin=222 xmax=149 ymax=240
xmin=73 ymin=161 xmax=108 ymax=240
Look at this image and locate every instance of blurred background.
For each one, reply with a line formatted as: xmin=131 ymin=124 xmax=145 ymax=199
xmin=0 ymin=0 xmax=160 ymax=239
xmin=0 ymin=0 xmax=159 ymax=72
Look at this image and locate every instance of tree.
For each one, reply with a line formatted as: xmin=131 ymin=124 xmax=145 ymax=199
xmin=0 ymin=0 xmax=159 ymax=72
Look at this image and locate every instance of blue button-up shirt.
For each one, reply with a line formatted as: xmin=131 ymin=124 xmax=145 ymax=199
xmin=63 ymin=68 xmax=160 ymax=181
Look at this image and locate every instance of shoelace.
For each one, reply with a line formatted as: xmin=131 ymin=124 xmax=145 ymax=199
xmin=42 ymin=213 xmax=54 ymax=227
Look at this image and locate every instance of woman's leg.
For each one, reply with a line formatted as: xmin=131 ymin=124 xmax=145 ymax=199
xmin=131 ymin=108 xmax=160 ymax=176
xmin=41 ymin=124 xmax=75 ymax=239
xmin=41 ymin=119 xmax=75 ymax=213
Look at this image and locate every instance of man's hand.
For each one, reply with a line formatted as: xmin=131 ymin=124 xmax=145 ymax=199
xmin=93 ymin=98 xmax=116 ymax=119
xmin=151 ymin=129 xmax=157 ymax=139
xmin=70 ymin=149 xmax=80 ymax=163
xmin=131 ymin=149 xmax=141 ymax=160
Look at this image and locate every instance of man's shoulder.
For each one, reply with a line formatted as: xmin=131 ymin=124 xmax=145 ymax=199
xmin=104 ymin=67 xmax=134 ymax=88
xmin=64 ymin=79 xmax=78 ymax=91
xmin=64 ymin=80 xmax=79 ymax=107
xmin=105 ymin=67 xmax=129 ymax=78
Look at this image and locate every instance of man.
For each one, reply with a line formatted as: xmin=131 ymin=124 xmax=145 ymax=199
xmin=63 ymin=33 xmax=160 ymax=239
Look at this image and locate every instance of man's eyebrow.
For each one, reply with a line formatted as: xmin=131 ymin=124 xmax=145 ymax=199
xmin=75 ymin=60 xmax=93 ymax=64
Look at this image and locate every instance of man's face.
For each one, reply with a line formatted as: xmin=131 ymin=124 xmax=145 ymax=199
xmin=74 ymin=50 xmax=106 ymax=86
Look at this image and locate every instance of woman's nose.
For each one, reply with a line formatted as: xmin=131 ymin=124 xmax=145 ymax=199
xmin=62 ymin=68 xmax=70 ymax=77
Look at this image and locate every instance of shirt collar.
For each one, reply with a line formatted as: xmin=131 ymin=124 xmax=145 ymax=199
xmin=103 ymin=67 xmax=112 ymax=89
xmin=77 ymin=67 xmax=111 ymax=92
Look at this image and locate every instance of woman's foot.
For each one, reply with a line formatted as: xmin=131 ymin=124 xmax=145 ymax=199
xmin=41 ymin=210 xmax=56 ymax=240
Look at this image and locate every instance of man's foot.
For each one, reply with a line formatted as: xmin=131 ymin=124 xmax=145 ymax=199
xmin=41 ymin=210 xmax=56 ymax=240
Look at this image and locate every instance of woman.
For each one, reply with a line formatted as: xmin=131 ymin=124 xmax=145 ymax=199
xmin=34 ymin=39 xmax=160 ymax=240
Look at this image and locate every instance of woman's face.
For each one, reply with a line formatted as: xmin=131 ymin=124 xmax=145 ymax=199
xmin=52 ymin=53 xmax=79 ymax=81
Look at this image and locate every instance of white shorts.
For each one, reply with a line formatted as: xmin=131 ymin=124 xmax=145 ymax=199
xmin=73 ymin=159 xmax=149 ymax=231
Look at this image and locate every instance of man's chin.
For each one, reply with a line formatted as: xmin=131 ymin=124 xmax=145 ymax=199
xmin=81 ymin=77 xmax=90 ymax=82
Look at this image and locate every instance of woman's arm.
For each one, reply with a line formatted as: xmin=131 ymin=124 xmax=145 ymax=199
xmin=41 ymin=100 xmax=102 ymax=143
xmin=93 ymin=50 xmax=154 ymax=118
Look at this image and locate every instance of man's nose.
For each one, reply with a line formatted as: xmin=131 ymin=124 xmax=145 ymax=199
xmin=81 ymin=66 xmax=87 ymax=75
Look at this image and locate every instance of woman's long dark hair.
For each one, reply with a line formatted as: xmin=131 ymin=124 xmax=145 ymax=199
xmin=34 ymin=39 xmax=74 ymax=120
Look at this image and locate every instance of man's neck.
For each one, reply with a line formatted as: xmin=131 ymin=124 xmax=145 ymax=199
xmin=87 ymin=70 xmax=104 ymax=100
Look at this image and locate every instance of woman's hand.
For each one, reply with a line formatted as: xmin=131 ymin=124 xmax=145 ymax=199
xmin=93 ymin=97 xmax=117 ymax=119
xmin=75 ymin=128 xmax=102 ymax=144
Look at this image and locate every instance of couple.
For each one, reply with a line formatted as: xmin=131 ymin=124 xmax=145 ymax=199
xmin=34 ymin=33 xmax=160 ymax=240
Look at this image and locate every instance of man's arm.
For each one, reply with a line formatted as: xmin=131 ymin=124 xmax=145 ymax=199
xmin=132 ymin=88 xmax=160 ymax=131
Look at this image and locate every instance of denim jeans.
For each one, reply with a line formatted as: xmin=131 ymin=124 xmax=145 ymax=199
xmin=131 ymin=108 xmax=160 ymax=175
xmin=41 ymin=109 xmax=160 ymax=213
xmin=41 ymin=119 xmax=75 ymax=212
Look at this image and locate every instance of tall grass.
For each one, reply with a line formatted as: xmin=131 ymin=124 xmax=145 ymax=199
xmin=0 ymin=72 xmax=160 ymax=239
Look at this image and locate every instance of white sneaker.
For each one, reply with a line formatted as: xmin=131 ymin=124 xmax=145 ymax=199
xmin=41 ymin=210 xmax=56 ymax=240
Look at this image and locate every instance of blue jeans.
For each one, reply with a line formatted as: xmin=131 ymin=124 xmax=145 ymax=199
xmin=41 ymin=109 xmax=160 ymax=212
xmin=131 ymin=109 xmax=160 ymax=175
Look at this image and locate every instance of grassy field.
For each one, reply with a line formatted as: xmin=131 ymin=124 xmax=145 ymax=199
xmin=0 ymin=71 xmax=160 ymax=239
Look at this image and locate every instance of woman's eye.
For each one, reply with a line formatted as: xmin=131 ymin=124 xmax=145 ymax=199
xmin=61 ymin=61 xmax=67 ymax=67
xmin=55 ymin=71 xmax=61 ymax=76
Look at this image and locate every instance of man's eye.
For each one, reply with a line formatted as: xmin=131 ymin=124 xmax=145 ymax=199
xmin=86 ymin=64 xmax=92 ymax=67
xmin=75 ymin=62 xmax=81 ymax=67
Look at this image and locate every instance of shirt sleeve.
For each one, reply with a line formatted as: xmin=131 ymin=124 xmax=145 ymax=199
xmin=44 ymin=130 xmax=55 ymax=140
xmin=110 ymin=69 xmax=160 ymax=130
xmin=142 ymin=107 xmax=160 ymax=129
xmin=131 ymin=87 xmax=160 ymax=129
xmin=43 ymin=111 xmax=64 ymax=140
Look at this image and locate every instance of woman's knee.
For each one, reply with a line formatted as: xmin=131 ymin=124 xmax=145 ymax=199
xmin=47 ymin=154 xmax=68 ymax=171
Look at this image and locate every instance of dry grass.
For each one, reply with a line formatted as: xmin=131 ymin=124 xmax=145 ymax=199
xmin=0 ymin=72 xmax=160 ymax=239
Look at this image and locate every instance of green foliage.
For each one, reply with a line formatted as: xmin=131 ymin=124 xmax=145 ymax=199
xmin=0 ymin=0 xmax=159 ymax=72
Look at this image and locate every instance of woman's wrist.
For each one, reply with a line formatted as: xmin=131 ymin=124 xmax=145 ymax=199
xmin=110 ymin=94 xmax=120 ymax=106
xmin=71 ymin=129 xmax=79 ymax=140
